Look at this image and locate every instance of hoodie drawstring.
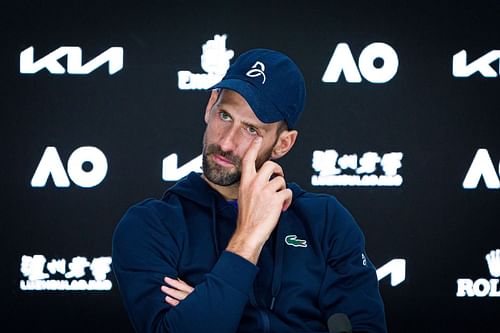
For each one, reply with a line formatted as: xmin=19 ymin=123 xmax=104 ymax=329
xmin=269 ymin=212 xmax=286 ymax=311
xmin=210 ymin=196 xmax=220 ymax=257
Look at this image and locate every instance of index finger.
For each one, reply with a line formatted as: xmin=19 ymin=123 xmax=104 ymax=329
xmin=164 ymin=277 xmax=194 ymax=293
xmin=241 ymin=136 xmax=262 ymax=180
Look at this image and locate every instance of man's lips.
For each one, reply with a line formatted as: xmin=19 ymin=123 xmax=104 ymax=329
xmin=212 ymin=154 xmax=235 ymax=167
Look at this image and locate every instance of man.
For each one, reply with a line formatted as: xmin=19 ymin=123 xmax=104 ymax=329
xmin=112 ymin=49 xmax=387 ymax=333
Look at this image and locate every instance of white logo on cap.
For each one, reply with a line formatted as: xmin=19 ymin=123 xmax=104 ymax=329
xmin=246 ymin=61 xmax=266 ymax=84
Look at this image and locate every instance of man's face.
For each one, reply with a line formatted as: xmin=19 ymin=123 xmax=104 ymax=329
xmin=202 ymin=89 xmax=281 ymax=186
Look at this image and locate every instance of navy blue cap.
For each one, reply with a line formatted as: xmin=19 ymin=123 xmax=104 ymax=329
xmin=211 ymin=48 xmax=306 ymax=129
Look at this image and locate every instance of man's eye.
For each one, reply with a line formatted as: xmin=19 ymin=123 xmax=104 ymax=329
xmin=247 ymin=126 xmax=258 ymax=135
xmin=219 ymin=112 xmax=231 ymax=121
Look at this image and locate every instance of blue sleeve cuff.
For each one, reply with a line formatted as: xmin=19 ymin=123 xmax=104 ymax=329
xmin=210 ymin=251 xmax=259 ymax=294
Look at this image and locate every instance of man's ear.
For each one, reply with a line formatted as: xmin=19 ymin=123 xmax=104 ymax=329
xmin=204 ymin=89 xmax=220 ymax=124
xmin=271 ymin=130 xmax=298 ymax=159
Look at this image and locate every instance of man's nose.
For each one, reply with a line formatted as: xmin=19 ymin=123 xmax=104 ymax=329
xmin=219 ymin=125 xmax=239 ymax=152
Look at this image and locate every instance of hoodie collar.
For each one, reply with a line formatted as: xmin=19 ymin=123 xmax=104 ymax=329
xmin=163 ymin=172 xmax=233 ymax=213
xmin=163 ymin=172 xmax=306 ymax=209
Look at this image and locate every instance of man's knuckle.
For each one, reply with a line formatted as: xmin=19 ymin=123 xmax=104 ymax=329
xmin=262 ymin=160 xmax=274 ymax=168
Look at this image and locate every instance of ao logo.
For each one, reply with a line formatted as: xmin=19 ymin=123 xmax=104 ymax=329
xmin=322 ymin=42 xmax=399 ymax=83
xmin=19 ymin=46 xmax=123 ymax=75
xmin=31 ymin=146 xmax=108 ymax=188
xmin=463 ymin=149 xmax=500 ymax=189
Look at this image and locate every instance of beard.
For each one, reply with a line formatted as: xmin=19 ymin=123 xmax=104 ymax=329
xmin=202 ymin=136 xmax=273 ymax=186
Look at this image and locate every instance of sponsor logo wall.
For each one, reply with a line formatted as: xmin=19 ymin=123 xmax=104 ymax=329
xmin=20 ymin=46 xmax=123 ymax=75
xmin=178 ymin=34 xmax=234 ymax=90
xmin=456 ymin=249 xmax=500 ymax=297
xmin=3 ymin=2 xmax=499 ymax=332
xmin=463 ymin=149 xmax=500 ymax=189
xmin=31 ymin=146 xmax=108 ymax=188
xmin=311 ymin=150 xmax=403 ymax=186
xmin=322 ymin=42 xmax=399 ymax=83
xmin=20 ymin=255 xmax=112 ymax=291
xmin=452 ymin=50 xmax=500 ymax=78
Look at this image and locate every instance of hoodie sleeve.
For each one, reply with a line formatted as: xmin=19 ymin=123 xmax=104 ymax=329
xmin=319 ymin=198 xmax=387 ymax=333
xmin=112 ymin=200 xmax=258 ymax=333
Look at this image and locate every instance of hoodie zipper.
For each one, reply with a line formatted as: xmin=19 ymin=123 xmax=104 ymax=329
xmin=207 ymin=190 xmax=291 ymax=333
xmin=211 ymin=196 xmax=271 ymax=332
xmin=259 ymin=309 xmax=271 ymax=333
xmin=254 ymin=213 xmax=288 ymax=333
xmin=249 ymin=285 xmax=271 ymax=333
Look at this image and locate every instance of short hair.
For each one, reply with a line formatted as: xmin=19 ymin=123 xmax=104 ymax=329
xmin=276 ymin=120 xmax=288 ymax=135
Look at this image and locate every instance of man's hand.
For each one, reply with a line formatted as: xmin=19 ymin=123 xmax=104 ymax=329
xmin=226 ymin=137 xmax=293 ymax=264
xmin=161 ymin=276 xmax=194 ymax=307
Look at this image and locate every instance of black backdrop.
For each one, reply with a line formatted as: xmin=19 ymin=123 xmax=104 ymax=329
xmin=2 ymin=1 xmax=500 ymax=332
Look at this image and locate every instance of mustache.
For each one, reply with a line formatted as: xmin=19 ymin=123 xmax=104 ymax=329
xmin=205 ymin=144 xmax=241 ymax=166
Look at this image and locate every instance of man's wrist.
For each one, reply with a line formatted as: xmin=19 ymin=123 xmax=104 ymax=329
xmin=226 ymin=232 xmax=264 ymax=265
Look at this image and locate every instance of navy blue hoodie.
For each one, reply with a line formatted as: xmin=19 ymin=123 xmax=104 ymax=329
xmin=112 ymin=172 xmax=387 ymax=333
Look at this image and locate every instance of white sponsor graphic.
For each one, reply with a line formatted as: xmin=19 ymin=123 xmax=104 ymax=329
xmin=246 ymin=61 xmax=266 ymax=84
xmin=463 ymin=149 xmax=500 ymax=189
xmin=20 ymin=46 xmax=123 ymax=75
xmin=376 ymin=259 xmax=406 ymax=287
xmin=311 ymin=150 xmax=403 ymax=186
xmin=453 ymin=50 xmax=500 ymax=78
xmin=162 ymin=153 xmax=202 ymax=181
xmin=20 ymin=255 xmax=112 ymax=291
xmin=456 ymin=249 xmax=500 ymax=297
xmin=322 ymin=42 xmax=399 ymax=83
xmin=487 ymin=249 xmax=500 ymax=278
xmin=31 ymin=146 xmax=108 ymax=188
xmin=178 ymin=34 xmax=234 ymax=90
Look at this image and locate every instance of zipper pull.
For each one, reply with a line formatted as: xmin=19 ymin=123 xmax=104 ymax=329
xmin=269 ymin=296 xmax=276 ymax=311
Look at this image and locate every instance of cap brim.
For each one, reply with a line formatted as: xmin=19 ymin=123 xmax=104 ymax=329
xmin=211 ymin=79 xmax=283 ymax=124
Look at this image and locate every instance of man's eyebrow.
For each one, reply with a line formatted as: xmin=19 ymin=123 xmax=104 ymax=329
xmin=242 ymin=119 xmax=268 ymax=132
